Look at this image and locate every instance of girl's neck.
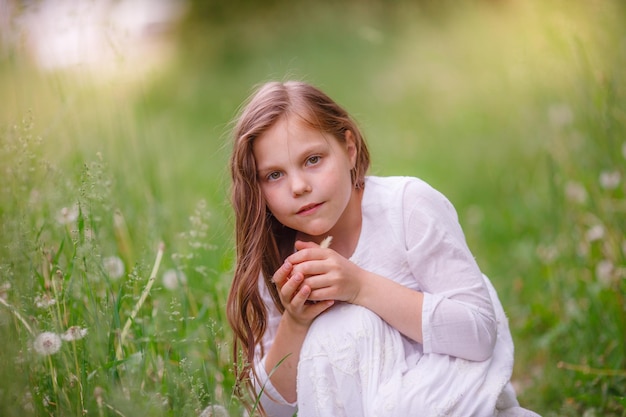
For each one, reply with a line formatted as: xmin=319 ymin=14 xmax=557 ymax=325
xmin=296 ymin=187 xmax=363 ymax=258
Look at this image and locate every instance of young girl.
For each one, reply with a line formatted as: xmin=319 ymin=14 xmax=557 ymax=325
xmin=226 ymin=81 xmax=539 ymax=417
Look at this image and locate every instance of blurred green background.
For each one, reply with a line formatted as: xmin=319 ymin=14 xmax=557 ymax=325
xmin=1 ymin=0 xmax=625 ymax=415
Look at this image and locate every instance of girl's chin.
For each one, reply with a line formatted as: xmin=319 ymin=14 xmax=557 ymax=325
xmin=295 ymin=226 xmax=333 ymax=240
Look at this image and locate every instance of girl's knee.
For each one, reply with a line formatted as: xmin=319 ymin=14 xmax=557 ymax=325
xmin=307 ymin=303 xmax=383 ymax=339
xmin=302 ymin=303 xmax=391 ymax=358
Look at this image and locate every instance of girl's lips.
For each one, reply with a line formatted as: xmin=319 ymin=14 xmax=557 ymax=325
xmin=297 ymin=202 xmax=323 ymax=215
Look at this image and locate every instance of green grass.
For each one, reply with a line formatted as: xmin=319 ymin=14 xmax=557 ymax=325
xmin=1 ymin=0 xmax=625 ymax=415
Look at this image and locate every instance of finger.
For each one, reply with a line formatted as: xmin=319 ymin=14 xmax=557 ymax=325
xmin=288 ymin=247 xmax=326 ymax=266
xmin=281 ymin=271 xmax=304 ymax=299
xmin=272 ymin=260 xmax=293 ymax=288
xmin=290 ymin=283 xmax=312 ymax=307
xmin=293 ymin=258 xmax=335 ymax=278
xmin=307 ymin=287 xmax=334 ymax=302
xmin=294 ymin=240 xmax=319 ymax=251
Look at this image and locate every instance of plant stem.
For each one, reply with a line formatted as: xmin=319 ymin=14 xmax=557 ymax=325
xmin=0 ymin=296 xmax=34 ymax=336
xmin=116 ymin=242 xmax=165 ymax=360
xmin=558 ymin=361 xmax=626 ymax=377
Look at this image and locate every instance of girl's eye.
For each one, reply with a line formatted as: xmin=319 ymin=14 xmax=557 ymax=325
xmin=267 ymin=171 xmax=282 ymax=181
xmin=306 ymin=155 xmax=321 ymax=166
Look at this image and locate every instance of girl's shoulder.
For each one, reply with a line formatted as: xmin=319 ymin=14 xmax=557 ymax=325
xmin=364 ymin=175 xmax=445 ymax=203
xmin=364 ymin=175 xmax=457 ymax=220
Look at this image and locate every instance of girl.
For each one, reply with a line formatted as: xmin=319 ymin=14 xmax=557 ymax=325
xmin=226 ymin=81 xmax=539 ymax=417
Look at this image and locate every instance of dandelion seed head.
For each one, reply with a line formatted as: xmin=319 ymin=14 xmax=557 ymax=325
xmin=585 ymin=224 xmax=605 ymax=242
xmin=21 ymin=390 xmax=34 ymax=412
xmin=61 ymin=326 xmax=88 ymax=341
xmin=0 ymin=282 xmax=10 ymax=301
xmin=564 ymin=181 xmax=587 ymax=204
xmin=93 ymin=386 xmax=105 ymax=406
xmin=536 ymin=244 xmax=558 ymax=264
xmin=599 ymin=170 xmax=621 ymax=190
xmin=34 ymin=294 xmax=56 ymax=309
xmin=103 ymin=256 xmax=125 ymax=280
xmin=596 ymin=260 xmax=614 ymax=286
xmin=199 ymin=404 xmax=229 ymax=417
xmin=56 ymin=205 xmax=79 ymax=225
xmin=162 ymin=269 xmax=187 ymax=290
xmin=33 ymin=332 xmax=62 ymax=356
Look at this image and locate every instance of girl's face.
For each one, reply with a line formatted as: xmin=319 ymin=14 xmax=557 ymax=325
xmin=253 ymin=116 xmax=358 ymax=239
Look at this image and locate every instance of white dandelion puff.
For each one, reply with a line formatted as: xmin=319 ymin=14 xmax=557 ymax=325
xmin=21 ymin=391 xmax=34 ymax=413
xmin=585 ymin=224 xmax=605 ymax=242
xmin=162 ymin=269 xmax=187 ymax=291
xmin=0 ymin=282 xmax=10 ymax=301
xmin=34 ymin=294 xmax=56 ymax=309
xmin=564 ymin=181 xmax=587 ymax=204
xmin=61 ymin=326 xmax=88 ymax=341
xmin=536 ymin=244 xmax=558 ymax=264
xmin=93 ymin=386 xmax=105 ymax=407
xmin=596 ymin=260 xmax=614 ymax=286
xmin=33 ymin=332 xmax=62 ymax=356
xmin=103 ymin=256 xmax=125 ymax=280
xmin=56 ymin=205 xmax=79 ymax=225
xmin=199 ymin=404 xmax=229 ymax=417
xmin=599 ymin=170 xmax=621 ymax=190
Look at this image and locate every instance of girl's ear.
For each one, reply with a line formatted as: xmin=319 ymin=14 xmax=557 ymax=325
xmin=344 ymin=130 xmax=358 ymax=168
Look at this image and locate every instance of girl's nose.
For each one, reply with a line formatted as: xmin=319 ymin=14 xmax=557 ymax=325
xmin=291 ymin=175 xmax=312 ymax=196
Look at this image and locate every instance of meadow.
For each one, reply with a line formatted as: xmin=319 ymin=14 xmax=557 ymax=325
xmin=0 ymin=0 xmax=624 ymax=415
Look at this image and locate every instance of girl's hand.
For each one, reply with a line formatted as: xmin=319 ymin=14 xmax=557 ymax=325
xmin=271 ymin=259 xmax=334 ymax=327
xmin=287 ymin=240 xmax=366 ymax=304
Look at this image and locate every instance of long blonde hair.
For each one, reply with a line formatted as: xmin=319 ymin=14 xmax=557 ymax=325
xmin=226 ymin=81 xmax=370 ymax=411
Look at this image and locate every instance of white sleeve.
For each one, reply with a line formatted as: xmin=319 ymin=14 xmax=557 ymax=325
xmin=403 ymin=179 xmax=497 ymax=361
xmin=251 ymin=277 xmax=298 ymax=417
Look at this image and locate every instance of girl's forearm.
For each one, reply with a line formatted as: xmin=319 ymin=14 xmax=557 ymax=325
xmin=354 ymin=271 xmax=424 ymax=343
xmin=264 ymin=314 xmax=310 ymax=403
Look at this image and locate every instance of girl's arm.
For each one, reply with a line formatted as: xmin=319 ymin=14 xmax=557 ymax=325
xmin=288 ymin=179 xmax=497 ymax=362
xmin=261 ymin=261 xmax=334 ymax=403
xmin=289 ymin=240 xmax=426 ymax=344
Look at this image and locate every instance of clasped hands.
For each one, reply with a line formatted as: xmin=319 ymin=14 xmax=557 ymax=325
xmin=272 ymin=240 xmax=363 ymax=327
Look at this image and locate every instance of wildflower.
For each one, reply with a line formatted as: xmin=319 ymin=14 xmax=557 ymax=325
xmin=55 ymin=205 xmax=79 ymax=225
xmin=162 ymin=269 xmax=187 ymax=290
xmin=585 ymin=224 xmax=605 ymax=242
xmin=103 ymin=256 xmax=125 ymax=280
xmin=564 ymin=181 xmax=587 ymax=204
xmin=33 ymin=332 xmax=62 ymax=356
xmin=599 ymin=170 xmax=620 ymax=190
xmin=34 ymin=294 xmax=56 ymax=309
xmin=61 ymin=326 xmax=88 ymax=341
xmin=199 ymin=404 xmax=229 ymax=417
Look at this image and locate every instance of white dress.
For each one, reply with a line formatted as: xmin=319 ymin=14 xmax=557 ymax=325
xmin=253 ymin=176 xmax=539 ymax=417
